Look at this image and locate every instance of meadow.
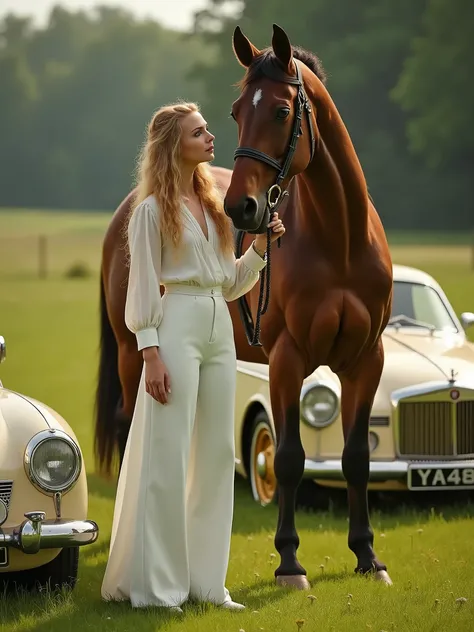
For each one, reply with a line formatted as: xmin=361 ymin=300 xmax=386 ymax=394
xmin=0 ymin=209 xmax=473 ymax=631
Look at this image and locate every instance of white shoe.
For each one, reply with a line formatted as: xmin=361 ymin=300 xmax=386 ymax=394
xmin=219 ymin=600 xmax=246 ymax=611
xmin=169 ymin=606 xmax=184 ymax=614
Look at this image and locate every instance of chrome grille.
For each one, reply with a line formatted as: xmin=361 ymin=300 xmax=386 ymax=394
xmin=398 ymin=401 xmax=474 ymax=458
xmin=457 ymin=401 xmax=474 ymax=456
xmin=0 ymin=481 xmax=13 ymax=508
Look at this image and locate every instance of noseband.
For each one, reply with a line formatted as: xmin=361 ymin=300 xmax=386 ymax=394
xmin=234 ymin=60 xmax=316 ymax=212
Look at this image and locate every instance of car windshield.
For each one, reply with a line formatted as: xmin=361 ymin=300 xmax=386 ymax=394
xmin=389 ymin=281 xmax=458 ymax=333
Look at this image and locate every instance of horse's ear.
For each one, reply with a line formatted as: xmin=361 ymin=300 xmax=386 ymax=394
xmin=271 ymin=23 xmax=293 ymax=74
xmin=233 ymin=26 xmax=260 ymax=68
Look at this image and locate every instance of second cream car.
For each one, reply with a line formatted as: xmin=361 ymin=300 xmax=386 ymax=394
xmin=233 ymin=265 xmax=474 ymax=505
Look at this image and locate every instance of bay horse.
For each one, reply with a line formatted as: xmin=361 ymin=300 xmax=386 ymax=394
xmin=94 ymin=24 xmax=393 ymax=590
xmin=222 ymin=25 xmax=393 ymax=588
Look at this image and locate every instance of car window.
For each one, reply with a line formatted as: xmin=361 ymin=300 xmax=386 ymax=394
xmin=391 ymin=281 xmax=458 ymax=332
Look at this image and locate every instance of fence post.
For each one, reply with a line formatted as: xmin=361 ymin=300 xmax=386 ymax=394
xmin=39 ymin=235 xmax=47 ymax=278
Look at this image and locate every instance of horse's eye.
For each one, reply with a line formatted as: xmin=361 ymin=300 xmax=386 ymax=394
xmin=276 ymin=107 xmax=290 ymax=120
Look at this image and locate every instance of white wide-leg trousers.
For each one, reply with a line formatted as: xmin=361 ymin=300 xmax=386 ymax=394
xmin=101 ymin=285 xmax=237 ymax=608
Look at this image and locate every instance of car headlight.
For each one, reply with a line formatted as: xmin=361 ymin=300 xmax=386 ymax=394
xmin=300 ymin=383 xmax=339 ymax=428
xmin=25 ymin=429 xmax=82 ymax=494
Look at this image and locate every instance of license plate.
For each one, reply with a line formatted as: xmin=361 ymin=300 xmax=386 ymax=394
xmin=408 ymin=464 xmax=474 ymax=490
xmin=0 ymin=547 xmax=8 ymax=568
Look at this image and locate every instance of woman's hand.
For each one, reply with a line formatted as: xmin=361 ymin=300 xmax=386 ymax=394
xmin=142 ymin=347 xmax=171 ymax=404
xmin=254 ymin=212 xmax=286 ymax=256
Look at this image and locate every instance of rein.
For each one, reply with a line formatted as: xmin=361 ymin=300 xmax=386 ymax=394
xmin=236 ymin=228 xmax=270 ymax=346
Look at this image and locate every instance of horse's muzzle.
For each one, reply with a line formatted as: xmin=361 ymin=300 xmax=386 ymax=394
xmin=224 ymin=194 xmax=269 ymax=234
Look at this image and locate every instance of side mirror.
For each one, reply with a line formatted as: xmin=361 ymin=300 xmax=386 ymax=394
xmin=0 ymin=336 xmax=5 ymax=363
xmin=460 ymin=312 xmax=474 ymax=331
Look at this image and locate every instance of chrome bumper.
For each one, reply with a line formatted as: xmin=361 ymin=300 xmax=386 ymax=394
xmin=0 ymin=511 xmax=99 ymax=554
xmin=303 ymin=459 xmax=412 ymax=481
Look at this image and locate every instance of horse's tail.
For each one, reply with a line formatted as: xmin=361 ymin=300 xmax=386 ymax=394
xmin=94 ymin=270 xmax=121 ymax=478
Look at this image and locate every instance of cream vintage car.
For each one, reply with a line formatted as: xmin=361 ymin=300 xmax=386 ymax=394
xmin=234 ymin=264 xmax=474 ymax=505
xmin=0 ymin=335 xmax=98 ymax=591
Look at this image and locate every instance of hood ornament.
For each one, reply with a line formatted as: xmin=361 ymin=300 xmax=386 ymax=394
xmin=449 ymin=369 xmax=458 ymax=384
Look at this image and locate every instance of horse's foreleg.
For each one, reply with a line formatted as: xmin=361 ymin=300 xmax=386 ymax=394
xmin=116 ymin=339 xmax=142 ymax=466
xmin=340 ymin=340 xmax=392 ymax=585
xmin=269 ymin=337 xmax=309 ymax=590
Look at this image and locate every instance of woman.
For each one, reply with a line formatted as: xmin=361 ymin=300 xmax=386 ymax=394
xmin=100 ymin=102 xmax=285 ymax=612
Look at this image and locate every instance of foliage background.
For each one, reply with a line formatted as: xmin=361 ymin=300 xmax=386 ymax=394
xmin=0 ymin=0 xmax=472 ymax=230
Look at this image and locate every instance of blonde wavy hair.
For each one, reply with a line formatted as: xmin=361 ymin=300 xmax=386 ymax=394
xmin=127 ymin=102 xmax=233 ymax=254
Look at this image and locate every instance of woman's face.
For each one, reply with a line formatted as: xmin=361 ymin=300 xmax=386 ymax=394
xmin=180 ymin=111 xmax=215 ymax=166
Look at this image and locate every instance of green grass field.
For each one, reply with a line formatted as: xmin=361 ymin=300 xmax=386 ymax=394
xmin=0 ymin=210 xmax=473 ymax=631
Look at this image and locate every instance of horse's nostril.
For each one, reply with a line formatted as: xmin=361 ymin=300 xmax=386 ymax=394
xmin=243 ymin=196 xmax=258 ymax=219
xmin=224 ymin=195 xmax=259 ymax=223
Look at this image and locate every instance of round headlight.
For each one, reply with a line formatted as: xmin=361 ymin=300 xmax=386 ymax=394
xmin=25 ymin=430 xmax=81 ymax=494
xmin=301 ymin=384 xmax=339 ymax=428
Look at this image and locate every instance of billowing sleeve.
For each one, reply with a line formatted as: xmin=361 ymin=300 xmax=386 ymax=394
xmin=222 ymin=242 xmax=267 ymax=302
xmin=124 ymin=200 xmax=163 ymax=351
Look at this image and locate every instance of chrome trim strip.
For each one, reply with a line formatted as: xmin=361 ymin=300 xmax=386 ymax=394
xmin=391 ymin=380 xmax=474 ymax=406
xmin=302 ymin=459 xmax=408 ymax=481
xmin=302 ymin=458 xmax=474 ymax=482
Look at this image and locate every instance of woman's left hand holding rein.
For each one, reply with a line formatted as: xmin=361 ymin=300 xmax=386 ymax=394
xmin=253 ymin=212 xmax=286 ymax=257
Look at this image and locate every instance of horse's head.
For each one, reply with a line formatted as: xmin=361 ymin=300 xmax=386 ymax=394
xmin=224 ymin=24 xmax=320 ymax=233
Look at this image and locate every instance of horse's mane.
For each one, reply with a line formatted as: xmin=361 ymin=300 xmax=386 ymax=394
xmin=238 ymin=46 xmax=327 ymax=89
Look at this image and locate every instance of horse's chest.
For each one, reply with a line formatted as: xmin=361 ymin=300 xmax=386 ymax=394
xmin=283 ymin=265 xmax=390 ymax=355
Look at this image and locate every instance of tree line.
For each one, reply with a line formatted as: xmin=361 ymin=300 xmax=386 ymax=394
xmin=0 ymin=1 xmax=472 ymax=230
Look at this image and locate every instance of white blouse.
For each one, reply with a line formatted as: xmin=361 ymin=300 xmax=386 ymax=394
xmin=124 ymin=194 xmax=267 ymax=351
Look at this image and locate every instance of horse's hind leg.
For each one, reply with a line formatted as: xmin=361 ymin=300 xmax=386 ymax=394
xmin=269 ymin=337 xmax=310 ymax=590
xmin=340 ymin=339 xmax=392 ymax=585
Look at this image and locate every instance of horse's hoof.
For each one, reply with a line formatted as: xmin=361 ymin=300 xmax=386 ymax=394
xmin=374 ymin=570 xmax=393 ymax=586
xmin=276 ymin=575 xmax=311 ymax=590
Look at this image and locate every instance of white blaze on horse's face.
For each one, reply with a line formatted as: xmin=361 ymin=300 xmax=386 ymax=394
xmin=252 ymin=88 xmax=263 ymax=108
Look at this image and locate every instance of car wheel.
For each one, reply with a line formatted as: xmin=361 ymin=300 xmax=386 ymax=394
xmin=249 ymin=411 xmax=277 ymax=506
xmin=0 ymin=547 xmax=79 ymax=593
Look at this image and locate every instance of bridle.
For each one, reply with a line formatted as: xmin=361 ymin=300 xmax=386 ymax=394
xmin=233 ymin=59 xmax=316 ymax=347
xmin=234 ymin=60 xmax=316 ymax=217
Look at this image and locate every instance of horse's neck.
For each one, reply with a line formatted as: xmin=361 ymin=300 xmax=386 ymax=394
xmin=298 ymin=92 xmax=370 ymax=252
